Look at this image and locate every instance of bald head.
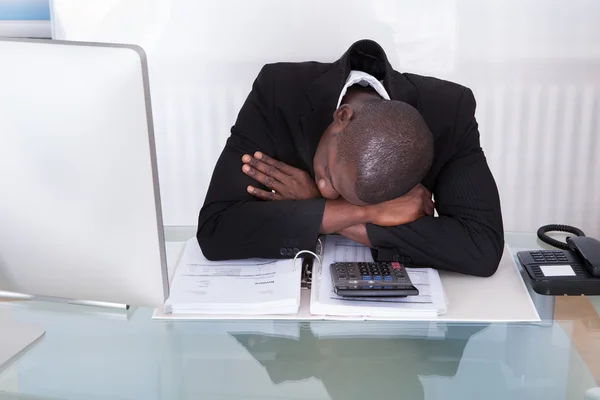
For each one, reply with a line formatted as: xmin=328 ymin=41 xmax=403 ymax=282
xmin=337 ymin=100 xmax=434 ymax=204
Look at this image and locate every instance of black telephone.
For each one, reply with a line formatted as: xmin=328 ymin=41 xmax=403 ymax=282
xmin=517 ymin=224 xmax=600 ymax=296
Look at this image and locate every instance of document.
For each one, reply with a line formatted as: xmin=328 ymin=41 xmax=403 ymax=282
xmin=163 ymin=236 xmax=446 ymax=320
xmin=180 ymin=237 xmax=275 ymax=269
xmin=164 ymin=238 xmax=301 ymax=315
xmin=310 ymin=236 xmax=447 ymax=318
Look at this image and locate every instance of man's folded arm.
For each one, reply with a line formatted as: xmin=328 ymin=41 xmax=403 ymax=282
xmin=199 ymin=195 xmax=325 ymax=261
xmin=366 ymin=89 xmax=504 ymax=277
xmin=197 ymin=65 xmax=326 ymax=260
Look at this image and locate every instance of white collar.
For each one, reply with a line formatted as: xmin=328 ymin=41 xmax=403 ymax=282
xmin=336 ymin=70 xmax=390 ymax=108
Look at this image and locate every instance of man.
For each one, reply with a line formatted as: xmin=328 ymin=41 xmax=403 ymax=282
xmin=198 ymin=39 xmax=504 ymax=277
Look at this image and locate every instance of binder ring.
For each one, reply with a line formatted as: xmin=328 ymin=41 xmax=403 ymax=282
xmin=293 ymin=250 xmax=321 ymax=269
xmin=293 ymin=249 xmax=321 ymax=289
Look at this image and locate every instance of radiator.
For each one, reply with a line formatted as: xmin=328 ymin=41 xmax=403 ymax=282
xmin=475 ymin=84 xmax=600 ymax=237
xmin=49 ymin=0 xmax=600 ymax=237
xmin=150 ymin=81 xmax=600 ymax=238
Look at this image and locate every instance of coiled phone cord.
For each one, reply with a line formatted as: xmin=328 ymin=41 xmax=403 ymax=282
xmin=537 ymin=224 xmax=586 ymax=250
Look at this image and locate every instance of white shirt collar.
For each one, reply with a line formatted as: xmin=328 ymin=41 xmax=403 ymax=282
xmin=336 ymin=70 xmax=390 ymax=108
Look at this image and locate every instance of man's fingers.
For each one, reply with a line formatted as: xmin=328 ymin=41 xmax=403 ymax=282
xmin=254 ymin=152 xmax=293 ymax=175
xmin=420 ymin=184 xmax=432 ymax=199
xmin=415 ymin=183 xmax=431 ymax=198
xmin=242 ymin=164 xmax=283 ymax=191
xmin=422 ymin=196 xmax=434 ymax=216
xmin=242 ymin=154 xmax=288 ymax=182
xmin=425 ymin=198 xmax=435 ymax=215
xmin=247 ymin=186 xmax=282 ymax=201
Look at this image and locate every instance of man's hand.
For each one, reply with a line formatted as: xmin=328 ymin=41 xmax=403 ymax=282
xmin=320 ymin=184 xmax=434 ymax=235
xmin=365 ymin=184 xmax=434 ymax=226
xmin=242 ymin=152 xmax=321 ymax=200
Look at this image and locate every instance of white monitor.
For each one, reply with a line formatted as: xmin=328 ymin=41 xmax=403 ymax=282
xmin=0 ymin=38 xmax=168 ymax=307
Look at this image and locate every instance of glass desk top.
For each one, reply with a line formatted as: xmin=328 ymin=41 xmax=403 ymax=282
xmin=0 ymin=230 xmax=598 ymax=400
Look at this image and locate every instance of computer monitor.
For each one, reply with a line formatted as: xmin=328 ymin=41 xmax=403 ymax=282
xmin=0 ymin=38 xmax=168 ymax=307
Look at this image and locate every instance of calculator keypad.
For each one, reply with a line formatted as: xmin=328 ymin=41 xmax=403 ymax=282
xmin=331 ymin=261 xmax=415 ymax=292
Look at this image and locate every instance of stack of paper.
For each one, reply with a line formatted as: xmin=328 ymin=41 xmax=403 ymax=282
xmin=164 ymin=239 xmax=302 ymax=315
xmin=309 ymin=236 xmax=447 ymax=318
xmin=163 ymin=236 xmax=447 ymax=320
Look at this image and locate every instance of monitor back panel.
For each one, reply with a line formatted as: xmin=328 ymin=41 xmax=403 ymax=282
xmin=0 ymin=39 xmax=168 ymax=307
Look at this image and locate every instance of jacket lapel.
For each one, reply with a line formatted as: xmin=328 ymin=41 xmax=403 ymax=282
xmin=299 ymin=109 xmax=334 ymax=177
xmin=298 ymin=59 xmax=347 ymax=176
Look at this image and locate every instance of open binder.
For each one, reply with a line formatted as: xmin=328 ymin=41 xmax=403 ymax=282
xmin=154 ymin=235 xmax=542 ymax=322
xmin=161 ymin=236 xmax=446 ymax=320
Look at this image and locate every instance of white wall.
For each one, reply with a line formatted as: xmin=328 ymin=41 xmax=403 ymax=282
xmin=51 ymin=0 xmax=600 ymax=237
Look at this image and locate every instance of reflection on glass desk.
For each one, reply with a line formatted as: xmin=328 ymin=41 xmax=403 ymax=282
xmin=0 ymin=230 xmax=598 ymax=400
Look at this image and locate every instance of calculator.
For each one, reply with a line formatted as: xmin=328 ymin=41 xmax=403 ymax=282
xmin=330 ymin=262 xmax=419 ymax=297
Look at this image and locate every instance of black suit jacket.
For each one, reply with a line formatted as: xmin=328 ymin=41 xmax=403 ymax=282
xmin=198 ymin=39 xmax=504 ymax=276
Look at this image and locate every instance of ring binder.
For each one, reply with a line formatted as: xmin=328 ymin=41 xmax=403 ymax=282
xmin=298 ymin=236 xmax=324 ymax=289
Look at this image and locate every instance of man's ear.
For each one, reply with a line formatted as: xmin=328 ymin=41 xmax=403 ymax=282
xmin=333 ymin=105 xmax=354 ymax=125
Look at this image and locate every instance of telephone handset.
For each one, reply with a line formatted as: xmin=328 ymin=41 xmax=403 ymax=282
xmin=517 ymin=224 xmax=600 ymax=296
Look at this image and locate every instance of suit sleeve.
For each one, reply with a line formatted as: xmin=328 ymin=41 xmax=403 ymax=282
xmin=366 ymin=88 xmax=504 ymax=277
xmin=197 ymin=65 xmax=326 ymax=260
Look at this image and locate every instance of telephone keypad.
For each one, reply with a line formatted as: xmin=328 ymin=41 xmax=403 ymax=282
xmin=529 ymin=250 xmax=570 ymax=263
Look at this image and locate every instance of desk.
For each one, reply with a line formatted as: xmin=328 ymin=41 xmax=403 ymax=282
xmin=0 ymin=230 xmax=598 ymax=400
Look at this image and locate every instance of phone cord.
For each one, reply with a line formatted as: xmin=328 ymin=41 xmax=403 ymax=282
xmin=536 ymin=224 xmax=586 ymax=250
